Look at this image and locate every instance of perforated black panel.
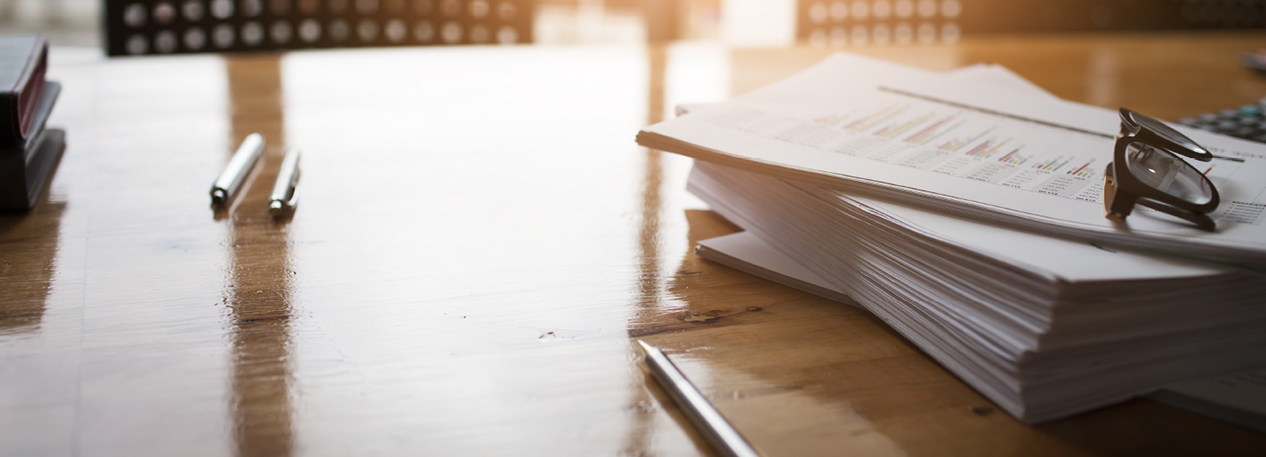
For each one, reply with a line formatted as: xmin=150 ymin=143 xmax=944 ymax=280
xmin=796 ymin=0 xmax=1266 ymax=46
xmin=104 ymin=0 xmax=534 ymax=56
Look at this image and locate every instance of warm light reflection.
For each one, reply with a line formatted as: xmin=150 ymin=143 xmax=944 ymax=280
xmin=668 ymin=353 xmax=909 ymax=456
xmin=620 ymin=40 xmax=669 ymax=455
xmin=225 ymin=55 xmax=297 ymax=457
xmin=0 ymin=199 xmax=65 ymax=335
xmin=274 ymin=44 xmax=702 ymax=454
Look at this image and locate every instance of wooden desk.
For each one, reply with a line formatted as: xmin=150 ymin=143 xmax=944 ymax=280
xmin=4 ymin=32 xmax=1266 ymax=456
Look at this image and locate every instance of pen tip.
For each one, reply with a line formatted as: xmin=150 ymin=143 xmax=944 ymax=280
xmin=636 ymin=339 xmax=655 ymax=355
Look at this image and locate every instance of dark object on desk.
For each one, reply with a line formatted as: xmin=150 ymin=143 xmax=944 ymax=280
xmin=103 ymin=0 xmax=535 ymax=57
xmin=0 ymin=81 xmax=64 ymax=211
xmin=1105 ymin=108 xmax=1219 ymax=231
xmin=1243 ymin=49 xmax=1266 ymax=74
xmin=1179 ymin=98 xmax=1266 ymax=144
xmin=0 ymin=34 xmax=48 ymax=146
xmin=797 ymin=0 xmax=1266 ymax=45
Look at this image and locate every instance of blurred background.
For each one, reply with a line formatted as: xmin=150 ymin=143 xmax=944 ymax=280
xmin=0 ymin=0 xmax=1263 ymax=52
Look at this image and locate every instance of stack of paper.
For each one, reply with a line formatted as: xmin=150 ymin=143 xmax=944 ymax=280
xmin=697 ymin=229 xmax=1266 ymax=430
xmin=690 ymin=160 xmax=1266 ymax=423
xmin=639 ymin=54 xmax=1266 ymax=267
xmin=638 ymin=54 xmax=1266 ymax=424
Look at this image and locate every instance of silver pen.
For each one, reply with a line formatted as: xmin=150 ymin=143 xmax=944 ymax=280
xmin=268 ymin=148 xmax=300 ymax=216
xmin=210 ymin=133 xmax=265 ymax=205
xmin=636 ymin=340 xmax=762 ymax=457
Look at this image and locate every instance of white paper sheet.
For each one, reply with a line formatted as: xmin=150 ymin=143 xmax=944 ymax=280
xmin=641 ymin=53 xmax=1266 ymax=266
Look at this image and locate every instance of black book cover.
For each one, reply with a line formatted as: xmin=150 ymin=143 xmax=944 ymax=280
xmin=0 ymin=34 xmax=48 ymax=145
xmin=0 ymin=80 xmax=63 ymax=210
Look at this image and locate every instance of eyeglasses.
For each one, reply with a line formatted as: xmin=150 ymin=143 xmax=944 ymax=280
xmin=1103 ymin=108 xmax=1221 ymax=230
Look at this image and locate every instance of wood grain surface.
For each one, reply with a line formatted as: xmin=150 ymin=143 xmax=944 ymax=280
xmin=3 ymin=32 xmax=1266 ymax=456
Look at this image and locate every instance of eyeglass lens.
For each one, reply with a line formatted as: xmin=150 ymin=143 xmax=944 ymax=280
xmin=1128 ymin=110 xmax=1209 ymax=155
xmin=1124 ymin=142 xmax=1215 ymax=205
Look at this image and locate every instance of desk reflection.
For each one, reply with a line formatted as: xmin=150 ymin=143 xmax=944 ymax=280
xmin=0 ymin=199 xmax=65 ymax=335
xmin=619 ymin=42 xmax=720 ymax=456
xmin=225 ymin=55 xmax=296 ymax=457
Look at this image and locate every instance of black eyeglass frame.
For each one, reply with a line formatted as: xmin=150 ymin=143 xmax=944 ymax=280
xmin=1104 ymin=108 xmax=1221 ymax=230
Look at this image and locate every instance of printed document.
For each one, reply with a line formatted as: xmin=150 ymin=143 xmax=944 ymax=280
xmin=639 ymin=53 xmax=1266 ymax=266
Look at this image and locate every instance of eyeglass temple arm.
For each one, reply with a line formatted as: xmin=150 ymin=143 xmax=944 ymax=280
xmin=1136 ymin=198 xmax=1217 ymax=231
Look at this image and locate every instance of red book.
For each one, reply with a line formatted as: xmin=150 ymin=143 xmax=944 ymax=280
xmin=0 ymin=35 xmax=48 ymax=146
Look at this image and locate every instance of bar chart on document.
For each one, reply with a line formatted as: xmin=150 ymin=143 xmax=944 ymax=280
xmin=706 ymin=94 xmax=1116 ymax=203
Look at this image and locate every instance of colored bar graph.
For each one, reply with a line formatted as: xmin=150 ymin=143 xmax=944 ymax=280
xmin=1036 ymin=156 xmax=1071 ymax=172
xmin=963 ymin=141 xmax=991 ymax=157
xmin=904 ymin=115 xmax=959 ymax=145
xmin=939 ymin=128 xmax=995 ymax=153
xmin=874 ymin=114 xmax=932 ymax=139
xmin=1066 ymin=160 xmax=1095 ymax=178
xmin=844 ymin=105 xmax=908 ymax=132
xmin=814 ymin=112 xmax=852 ymax=126
xmin=965 ymin=139 xmax=1009 ymax=158
xmin=998 ymin=148 xmax=1028 ymax=165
